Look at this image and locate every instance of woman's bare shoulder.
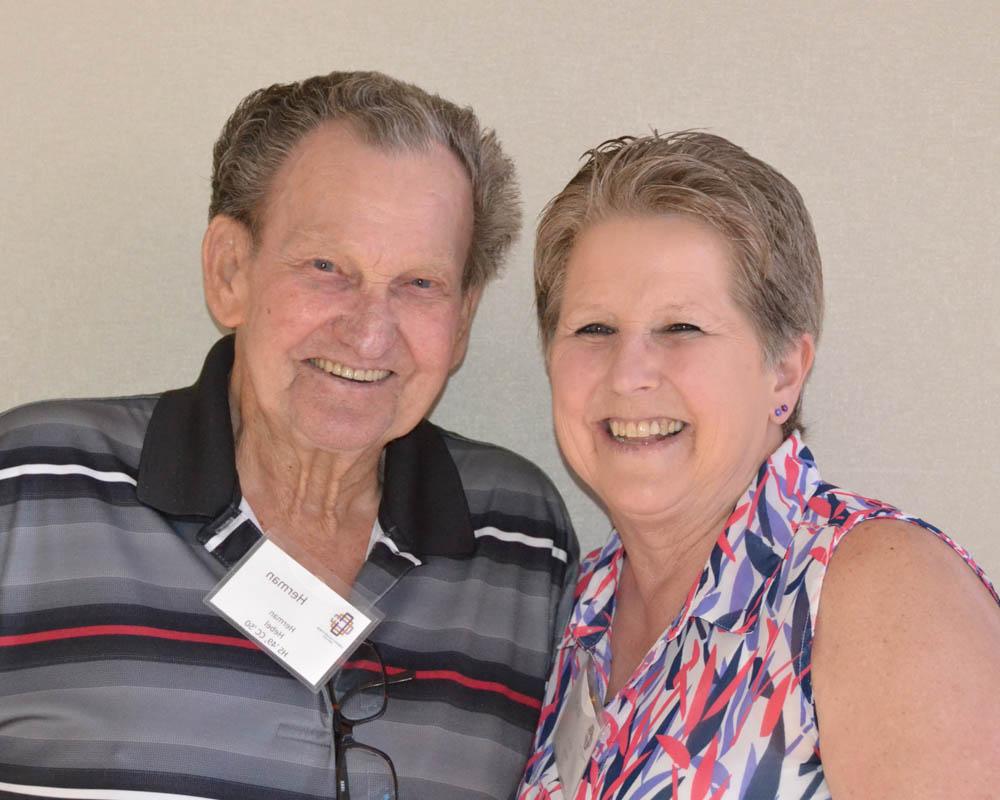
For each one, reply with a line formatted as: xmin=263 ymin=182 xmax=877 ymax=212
xmin=811 ymin=517 xmax=1000 ymax=799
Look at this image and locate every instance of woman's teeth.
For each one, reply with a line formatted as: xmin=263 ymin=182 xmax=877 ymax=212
xmin=309 ymin=358 xmax=390 ymax=383
xmin=608 ymin=418 xmax=685 ymax=441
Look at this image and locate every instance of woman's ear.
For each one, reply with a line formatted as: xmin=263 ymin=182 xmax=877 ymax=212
xmin=202 ymin=215 xmax=253 ymax=329
xmin=772 ymin=333 xmax=816 ymax=410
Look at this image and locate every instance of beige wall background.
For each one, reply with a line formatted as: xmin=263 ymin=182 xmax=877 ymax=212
xmin=2 ymin=1 xmax=998 ymax=578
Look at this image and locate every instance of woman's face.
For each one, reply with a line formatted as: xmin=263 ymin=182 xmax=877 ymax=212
xmin=548 ymin=214 xmax=787 ymax=532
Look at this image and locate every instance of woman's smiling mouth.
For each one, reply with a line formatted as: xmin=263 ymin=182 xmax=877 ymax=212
xmin=606 ymin=417 xmax=686 ymax=444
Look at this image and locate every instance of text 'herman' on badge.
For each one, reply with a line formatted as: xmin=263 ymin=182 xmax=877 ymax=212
xmin=204 ymin=537 xmax=382 ymax=692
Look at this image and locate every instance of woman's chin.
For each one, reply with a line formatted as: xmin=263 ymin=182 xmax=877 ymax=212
xmin=600 ymin=484 xmax=685 ymax=531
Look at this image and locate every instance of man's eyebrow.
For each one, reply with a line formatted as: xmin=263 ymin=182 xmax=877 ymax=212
xmin=404 ymin=260 xmax=460 ymax=274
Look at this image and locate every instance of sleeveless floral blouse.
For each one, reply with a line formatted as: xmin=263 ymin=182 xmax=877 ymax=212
xmin=518 ymin=435 xmax=998 ymax=799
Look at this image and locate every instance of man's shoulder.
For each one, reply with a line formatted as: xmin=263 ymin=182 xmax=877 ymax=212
xmin=437 ymin=426 xmax=560 ymax=493
xmin=0 ymin=394 xmax=161 ymax=468
xmin=435 ymin=425 xmax=576 ymax=548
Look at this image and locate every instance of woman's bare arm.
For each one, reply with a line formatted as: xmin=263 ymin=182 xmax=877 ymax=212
xmin=813 ymin=518 xmax=1000 ymax=799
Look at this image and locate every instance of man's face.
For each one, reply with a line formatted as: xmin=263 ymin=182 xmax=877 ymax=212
xmin=220 ymin=122 xmax=477 ymax=456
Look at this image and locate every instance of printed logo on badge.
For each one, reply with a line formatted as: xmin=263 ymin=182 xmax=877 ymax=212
xmin=203 ymin=538 xmax=381 ymax=693
xmin=330 ymin=611 xmax=355 ymax=636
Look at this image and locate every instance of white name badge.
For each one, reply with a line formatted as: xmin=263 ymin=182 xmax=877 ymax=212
xmin=204 ymin=537 xmax=381 ymax=692
xmin=552 ymin=653 xmax=602 ymax=798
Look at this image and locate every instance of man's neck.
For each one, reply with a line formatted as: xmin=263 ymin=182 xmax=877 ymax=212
xmin=231 ymin=392 xmax=382 ymax=587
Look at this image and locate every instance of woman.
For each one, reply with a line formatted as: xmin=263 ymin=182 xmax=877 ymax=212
xmin=518 ymin=132 xmax=1000 ymax=799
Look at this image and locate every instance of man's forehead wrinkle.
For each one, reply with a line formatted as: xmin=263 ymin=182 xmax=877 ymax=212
xmin=285 ymin=225 xmax=338 ymax=248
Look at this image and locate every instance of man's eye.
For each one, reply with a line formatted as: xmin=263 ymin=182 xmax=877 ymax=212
xmin=410 ymin=277 xmax=434 ymax=289
xmin=663 ymin=323 xmax=701 ymax=333
xmin=312 ymin=259 xmax=336 ymax=272
xmin=575 ymin=323 xmax=615 ymax=336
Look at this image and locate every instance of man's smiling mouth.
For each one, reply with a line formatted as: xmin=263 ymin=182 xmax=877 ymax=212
xmin=308 ymin=358 xmax=392 ymax=383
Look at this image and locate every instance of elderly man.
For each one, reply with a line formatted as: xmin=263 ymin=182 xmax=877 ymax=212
xmin=0 ymin=72 xmax=577 ymax=800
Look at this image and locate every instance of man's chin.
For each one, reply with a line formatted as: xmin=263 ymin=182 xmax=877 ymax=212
xmin=293 ymin=416 xmax=403 ymax=458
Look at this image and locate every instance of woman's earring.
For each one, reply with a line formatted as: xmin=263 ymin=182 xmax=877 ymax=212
xmin=775 ymin=403 xmax=789 ymax=417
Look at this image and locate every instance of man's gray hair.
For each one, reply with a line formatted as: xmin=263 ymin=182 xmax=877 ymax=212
xmin=210 ymin=70 xmax=521 ymax=291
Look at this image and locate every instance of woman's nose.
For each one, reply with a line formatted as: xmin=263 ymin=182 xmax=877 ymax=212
xmin=609 ymin=334 xmax=661 ymax=395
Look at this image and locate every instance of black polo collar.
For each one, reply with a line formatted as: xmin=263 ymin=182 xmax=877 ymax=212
xmin=137 ymin=335 xmax=475 ymax=558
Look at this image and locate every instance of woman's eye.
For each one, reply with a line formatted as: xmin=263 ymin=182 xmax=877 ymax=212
xmin=575 ymin=323 xmax=615 ymax=336
xmin=663 ymin=322 xmax=701 ymax=333
xmin=410 ymin=277 xmax=434 ymax=290
xmin=312 ymin=259 xmax=336 ymax=273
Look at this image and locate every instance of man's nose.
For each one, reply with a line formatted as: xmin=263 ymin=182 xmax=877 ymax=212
xmin=335 ymin=293 xmax=397 ymax=360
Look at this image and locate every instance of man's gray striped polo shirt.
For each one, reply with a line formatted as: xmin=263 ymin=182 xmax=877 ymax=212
xmin=0 ymin=336 xmax=579 ymax=800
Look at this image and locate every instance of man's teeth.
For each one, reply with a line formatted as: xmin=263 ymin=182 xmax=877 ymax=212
xmin=608 ymin=418 xmax=685 ymax=439
xmin=309 ymin=358 xmax=390 ymax=383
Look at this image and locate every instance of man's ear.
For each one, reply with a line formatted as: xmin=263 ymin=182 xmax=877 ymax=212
xmin=771 ymin=332 xmax=816 ymax=411
xmin=450 ymin=286 xmax=483 ymax=372
xmin=202 ymin=215 xmax=253 ymax=329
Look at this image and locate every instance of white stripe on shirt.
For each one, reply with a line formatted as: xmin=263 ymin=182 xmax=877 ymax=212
xmin=474 ymin=526 xmax=568 ymax=562
xmin=0 ymin=463 xmax=137 ymax=485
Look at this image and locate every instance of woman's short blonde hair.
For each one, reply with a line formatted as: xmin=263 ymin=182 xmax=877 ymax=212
xmin=535 ymin=131 xmax=823 ymax=436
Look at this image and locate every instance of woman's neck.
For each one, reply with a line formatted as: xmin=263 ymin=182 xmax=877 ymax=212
xmin=615 ymin=497 xmax=733 ymax=612
xmin=604 ymin=499 xmax=735 ymax=698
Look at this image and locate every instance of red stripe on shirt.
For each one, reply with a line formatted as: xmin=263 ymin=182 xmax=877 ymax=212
xmin=0 ymin=624 xmax=259 ymax=649
xmin=2 ymin=629 xmax=540 ymax=709
xmin=386 ymin=664 xmax=541 ymax=709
